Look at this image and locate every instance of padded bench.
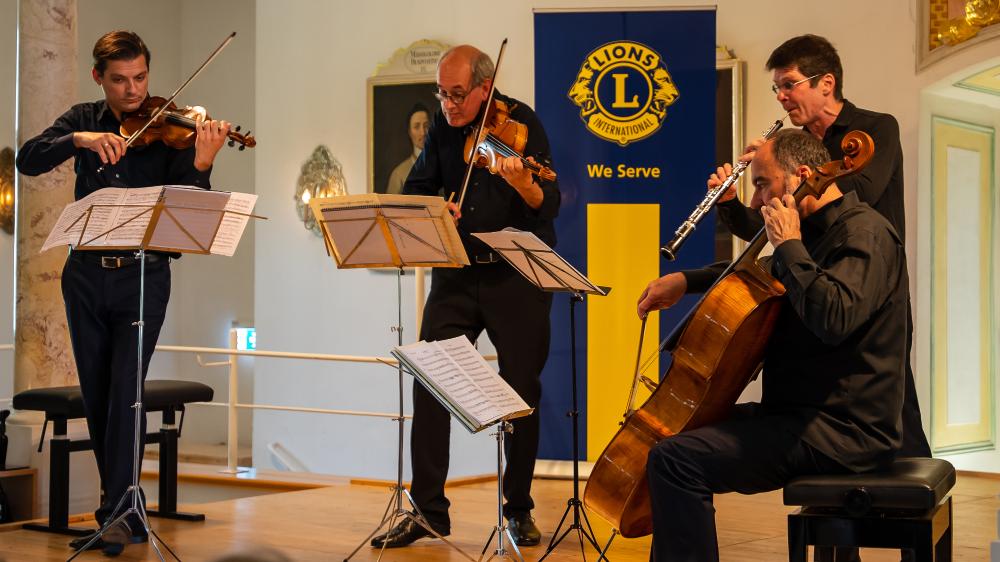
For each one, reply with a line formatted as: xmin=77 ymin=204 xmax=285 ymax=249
xmin=784 ymin=457 xmax=956 ymax=562
xmin=12 ymin=379 xmax=214 ymax=535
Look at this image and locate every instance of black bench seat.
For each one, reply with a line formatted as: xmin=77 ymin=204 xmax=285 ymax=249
xmin=13 ymin=379 xmax=213 ymax=535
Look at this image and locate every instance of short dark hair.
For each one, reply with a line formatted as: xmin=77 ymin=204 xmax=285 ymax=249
xmin=406 ymin=103 xmax=430 ymax=129
xmin=769 ymin=129 xmax=830 ymax=175
xmin=766 ymin=34 xmax=843 ymax=101
xmin=92 ymin=31 xmax=150 ymax=75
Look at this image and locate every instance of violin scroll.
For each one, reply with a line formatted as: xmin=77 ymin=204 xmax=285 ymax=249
xmin=799 ymin=130 xmax=873 ymax=201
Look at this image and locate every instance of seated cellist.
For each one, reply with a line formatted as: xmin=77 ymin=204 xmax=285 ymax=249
xmin=636 ymin=129 xmax=908 ymax=562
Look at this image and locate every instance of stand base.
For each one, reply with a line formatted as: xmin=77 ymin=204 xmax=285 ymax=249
xmin=344 ymin=485 xmax=475 ymax=562
xmin=480 ymin=525 xmax=525 ymax=562
xmin=539 ymin=498 xmax=611 ymax=561
xmin=67 ymin=485 xmax=179 ymax=562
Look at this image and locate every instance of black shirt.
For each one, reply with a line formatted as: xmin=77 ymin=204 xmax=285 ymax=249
xmin=16 ymin=99 xmax=212 ymax=200
xmin=686 ymin=193 xmax=907 ymax=472
xmin=719 ymin=100 xmax=905 ymax=241
xmin=403 ymin=92 xmax=560 ymax=257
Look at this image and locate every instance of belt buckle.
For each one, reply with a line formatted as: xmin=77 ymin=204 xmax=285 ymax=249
xmin=100 ymin=256 xmax=124 ymax=269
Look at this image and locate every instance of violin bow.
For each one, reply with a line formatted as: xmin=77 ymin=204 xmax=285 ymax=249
xmin=98 ymin=31 xmax=237 ymax=173
xmin=455 ymin=38 xmax=507 ymax=212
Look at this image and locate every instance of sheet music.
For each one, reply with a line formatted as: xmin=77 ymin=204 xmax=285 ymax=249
xmin=210 ymin=191 xmax=258 ymax=256
xmin=394 ymin=336 xmax=532 ymax=433
xmin=41 ymin=186 xmax=258 ymax=256
xmin=473 ymin=229 xmax=605 ymax=295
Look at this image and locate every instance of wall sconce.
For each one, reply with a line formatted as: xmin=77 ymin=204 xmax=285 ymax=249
xmin=0 ymin=147 xmax=14 ymax=235
xmin=294 ymin=145 xmax=347 ymax=236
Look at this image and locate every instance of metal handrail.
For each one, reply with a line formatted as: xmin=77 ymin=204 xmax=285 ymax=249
xmin=0 ymin=338 xmax=497 ymax=474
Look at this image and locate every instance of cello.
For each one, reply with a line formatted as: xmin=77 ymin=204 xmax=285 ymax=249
xmin=583 ymin=130 xmax=875 ymax=538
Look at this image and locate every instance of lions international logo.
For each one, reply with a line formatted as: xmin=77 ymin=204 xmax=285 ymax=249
xmin=568 ymin=41 xmax=678 ymax=146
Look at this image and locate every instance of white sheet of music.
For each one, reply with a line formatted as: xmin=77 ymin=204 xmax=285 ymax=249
xmin=394 ymin=336 xmax=532 ymax=432
xmin=42 ymin=186 xmax=257 ymax=256
xmin=209 ymin=191 xmax=258 ymax=256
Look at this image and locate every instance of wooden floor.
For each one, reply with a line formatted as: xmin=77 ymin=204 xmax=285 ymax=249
xmin=0 ymin=473 xmax=996 ymax=561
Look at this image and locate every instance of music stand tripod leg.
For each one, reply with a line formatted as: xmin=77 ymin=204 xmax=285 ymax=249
xmin=344 ymin=269 xmax=475 ymax=562
xmin=538 ymin=293 xmax=610 ymax=562
xmin=68 ymin=250 xmax=179 ymax=562
xmin=479 ymin=420 xmax=525 ymax=562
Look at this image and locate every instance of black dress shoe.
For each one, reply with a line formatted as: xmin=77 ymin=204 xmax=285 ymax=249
xmin=371 ymin=517 xmax=449 ymax=548
xmin=506 ymin=512 xmax=541 ymax=546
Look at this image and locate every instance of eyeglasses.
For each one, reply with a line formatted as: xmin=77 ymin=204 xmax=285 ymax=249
xmin=771 ymin=74 xmax=821 ymax=95
xmin=433 ymin=88 xmax=471 ymax=105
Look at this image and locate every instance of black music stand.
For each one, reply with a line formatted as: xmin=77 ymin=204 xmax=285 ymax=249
xmin=47 ymin=186 xmax=261 ymax=562
xmin=309 ymin=193 xmax=474 ymax=562
xmin=472 ymin=229 xmax=611 ymax=562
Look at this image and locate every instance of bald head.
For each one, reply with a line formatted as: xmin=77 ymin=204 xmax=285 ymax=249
xmin=439 ymin=45 xmax=495 ymax=88
xmin=436 ymin=44 xmax=495 ymax=127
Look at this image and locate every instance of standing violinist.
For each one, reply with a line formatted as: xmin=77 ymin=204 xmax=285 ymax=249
xmin=16 ymin=30 xmax=230 ymax=556
xmin=370 ymin=44 xmax=560 ymax=549
xmin=639 ymin=130 xmax=908 ymax=562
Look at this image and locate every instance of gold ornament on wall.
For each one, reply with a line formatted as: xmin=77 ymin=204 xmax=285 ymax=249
xmin=295 ymin=145 xmax=347 ymax=236
xmin=922 ymin=0 xmax=1000 ymax=67
xmin=0 ymin=147 xmax=14 ymax=235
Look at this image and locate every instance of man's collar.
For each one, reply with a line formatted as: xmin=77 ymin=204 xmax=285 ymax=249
xmin=824 ymin=99 xmax=857 ymax=136
xmin=96 ymin=99 xmax=114 ymax=122
xmin=802 ymin=190 xmax=858 ymax=239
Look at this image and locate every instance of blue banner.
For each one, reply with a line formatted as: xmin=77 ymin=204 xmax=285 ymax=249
xmin=534 ymin=9 xmax=717 ymax=460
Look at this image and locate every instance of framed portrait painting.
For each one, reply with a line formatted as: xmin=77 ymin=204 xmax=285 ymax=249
xmin=368 ymin=40 xmax=450 ymax=194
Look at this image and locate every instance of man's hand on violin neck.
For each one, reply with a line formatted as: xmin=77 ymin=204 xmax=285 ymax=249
xmin=194 ymin=118 xmax=231 ymax=171
xmin=637 ymin=273 xmax=686 ymax=319
xmin=496 ymin=155 xmax=543 ymax=209
xmin=74 ymin=132 xmax=128 ymax=165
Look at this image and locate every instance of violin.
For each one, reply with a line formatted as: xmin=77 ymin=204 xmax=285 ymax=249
xmin=120 ymin=96 xmax=256 ymax=151
xmin=463 ymin=99 xmax=556 ymax=182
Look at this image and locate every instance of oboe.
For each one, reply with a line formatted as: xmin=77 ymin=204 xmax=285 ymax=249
xmin=660 ymin=114 xmax=788 ymax=261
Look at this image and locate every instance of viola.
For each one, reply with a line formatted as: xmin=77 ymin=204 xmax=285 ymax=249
xmin=583 ymin=130 xmax=876 ymax=538
xmin=120 ymin=96 xmax=256 ymax=151
xmin=463 ymin=98 xmax=556 ymax=182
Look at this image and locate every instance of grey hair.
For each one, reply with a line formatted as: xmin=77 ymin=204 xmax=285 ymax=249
xmin=440 ymin=45 xmax=495 ymax=87
xmin=769 ymin=129 xmax=830 ymax=175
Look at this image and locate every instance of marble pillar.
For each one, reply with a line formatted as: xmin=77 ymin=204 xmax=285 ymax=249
xmin=15 ymin=0 xmax=78 ymax=393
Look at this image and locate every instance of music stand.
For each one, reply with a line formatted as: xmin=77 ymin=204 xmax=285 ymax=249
xmin=45 ymin=186 xmax=262 ymax=562
xmin=473 ymin=229 xmax=612 ymax=562
xmin=308 ymin=193 xmax=474 ymax=562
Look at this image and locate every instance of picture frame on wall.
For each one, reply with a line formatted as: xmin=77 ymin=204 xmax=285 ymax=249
xmin=368 ymin=40 xmax=450 ymax=194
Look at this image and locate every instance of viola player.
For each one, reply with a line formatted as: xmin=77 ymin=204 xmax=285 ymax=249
xmin=16 ymin=30 xmax=229 ymax=556
xmin=370 ymin=44 xmax=560 ymax=549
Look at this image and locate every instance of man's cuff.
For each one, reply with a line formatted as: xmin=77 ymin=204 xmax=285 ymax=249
xmin=771 ymin=239 xmax=810 ymax=280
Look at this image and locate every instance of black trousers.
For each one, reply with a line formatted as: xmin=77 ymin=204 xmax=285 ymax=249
xmin=410 ymin=262 xmax=552 ymax=530
xmin=647 ymin=404 xmax=852 ymax=562
xmin=61 ymin=252 xmax=170 ymax=527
